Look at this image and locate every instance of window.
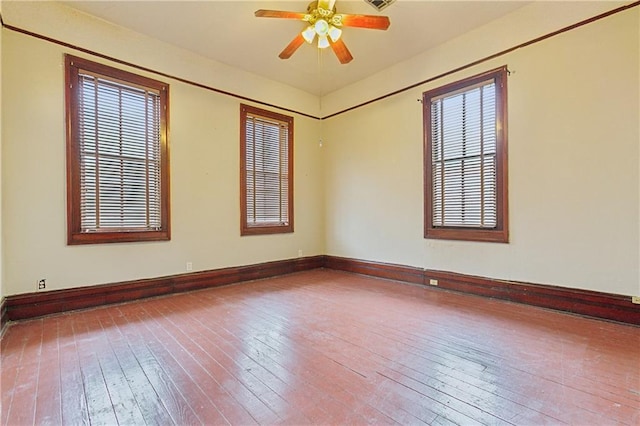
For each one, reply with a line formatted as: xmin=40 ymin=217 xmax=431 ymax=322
xmin=423 ymin=66 xmax=508 ymax=243
xmin=65 ymin=55 xmax=170 ymax=244
xmin=240 ymin=104 xmax=293 ymax=235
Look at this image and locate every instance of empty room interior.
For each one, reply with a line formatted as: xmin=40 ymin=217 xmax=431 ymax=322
xmin=1 ymin=0 xmax=639 ymax=424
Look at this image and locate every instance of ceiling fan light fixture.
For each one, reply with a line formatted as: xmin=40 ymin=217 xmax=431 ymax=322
xmin=255 ymin=0 xmax=392 ymax=63
xmin=302 ymin=26 xmax=316 ymax=43
xmin=328 ymin=25 xmax=342 ymax=42
xmin=314 ymin=19 xmax=330 ymax=36
xmin=317 ymin=35 xmax=330 ymax=49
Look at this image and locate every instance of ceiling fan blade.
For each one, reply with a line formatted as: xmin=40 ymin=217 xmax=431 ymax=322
xmin=330 ymin=39 xmax=353 ymax=64
xmin=339 ymin=14 xmax=391 ymax=30
xmin=255 ymin=9 xmax=307 ymax=20
xmin=279 ymin=34 xmax=306 ymax=59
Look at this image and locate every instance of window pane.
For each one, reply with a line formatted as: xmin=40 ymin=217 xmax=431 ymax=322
xmin=424 ymin=67 xmax=508 ymax=242
xmin=77 ymin=73 xmax=162 ymax=232
xmin=66 ymin=55 xmax=170 ymax=244
xmin=245 ymin=117 xmax=288 ymax=225
xmin=431 ymin=81 xmax=496 ymax=228
xmin=240 ymin=105 xmax=293 ymax=235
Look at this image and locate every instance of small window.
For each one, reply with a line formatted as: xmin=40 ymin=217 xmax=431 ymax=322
xmin=65 ymin=55 xmax=170 ymax=244
xmin=240 ymin=104 xmax=293 ymax=235
xmin=423 ymin=66 xmax=508 ymax=243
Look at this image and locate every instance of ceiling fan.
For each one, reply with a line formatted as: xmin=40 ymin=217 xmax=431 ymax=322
xmin=255 ymin=0 xmax=391 ymax=64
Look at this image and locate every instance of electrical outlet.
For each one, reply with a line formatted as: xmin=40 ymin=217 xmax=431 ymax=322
xmin=38 ymin=279 xmax=46 ymax=290
xmin=298 ymin=249 xmax=303 ymax=257
xmin=429 ymin=279 xmax=438 ymax=286
xmin=632 ymin=296 xmax=640 ymax=304
xmin=186 ymin=262 xmax=193 ymax=272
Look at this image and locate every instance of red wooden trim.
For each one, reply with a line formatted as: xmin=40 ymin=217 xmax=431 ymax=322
xmin=324 ymin=256 xmax=640 ymax=326
xmin=0 ymin=23 xmax=319 ymax=121
xmin=325 ymin=256 xmax=424 ymax=285
xmin=3 ymin=3 xmax=637 ymax=123
xmin=4 ymin=256 xmax=325 ymax=321
xmin=0 ymin=297 xmax=8 ymax=337
xmin=322 ymin=1 xmax=640 ymax=120
xmin=426 ymin=270 xmax=640 ymax=326
xmin=5 ymin=255 xmax=639 ymax=326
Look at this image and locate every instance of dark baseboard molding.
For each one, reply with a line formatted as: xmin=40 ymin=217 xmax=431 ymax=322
xmin=3 ymin=254 xmax=638 ymax=327
xmin=425 ymin=269 xmax=640 ymax=326
xmin=325 ymin=256 xmax=640 ymax=326
xmin=0 ymin=297 xmax=8 ymax=337
xmin=4 ymin=256 xmax=324 ymax=322
xmin=325 ymin=255 xmax=424 ymax=285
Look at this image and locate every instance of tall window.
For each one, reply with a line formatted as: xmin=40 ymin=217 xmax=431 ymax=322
xmin=423 ymin=66 xmax=508 ymax=243
xmin=240 ymin=104 xmax=293 ymax=235
xmin=66 ymin=55 xmax=170 ymax=244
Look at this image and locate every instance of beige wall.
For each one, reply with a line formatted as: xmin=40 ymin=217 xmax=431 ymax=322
xmin=323 ymin=6 xmax=640 ymax=296
xmin=1 ymin=3 xmax=324 ymax=295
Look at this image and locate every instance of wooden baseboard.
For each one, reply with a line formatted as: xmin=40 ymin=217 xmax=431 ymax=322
xmin=325 ymin=256 xmax=424 ymax=285
xmin=0 ymin=297 xmax=8 ymax=336
xmin=4 ymin=256 xmax=324 ymax=321
xmin=425 ymin=269 xmax=640 ymax=325
xmin=325 ymin=256 xmax=640 ymax=326
xmin=4 ymin=254 xmax=638 ymax=326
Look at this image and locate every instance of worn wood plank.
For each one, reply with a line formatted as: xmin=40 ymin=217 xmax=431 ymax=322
xmin=71 ymin=312 xmax=119 ymax=425
xmin=99 ymin=308 xmax=175 ymax=425
xmin=3 ymin=320 xmax=44 ymax=425
xmin=33 ymin=316 xmax=62 ymax=425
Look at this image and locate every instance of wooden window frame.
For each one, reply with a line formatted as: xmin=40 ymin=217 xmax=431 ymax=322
xmin=423 ymin=66 xmax=508 ymax=243
xmin=65 ymin=55 xmax=170 ymax=245
xmin=240 ymin=104 xmax=294 ymax=236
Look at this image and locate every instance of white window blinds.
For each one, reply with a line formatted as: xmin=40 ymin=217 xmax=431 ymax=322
xmin=430 ymin=79 xmax=497 ymax=228
xmin=77 ymin=72 xmax=162 ymax=232
xmin=244 ymin=113 xmax=290 ymax=226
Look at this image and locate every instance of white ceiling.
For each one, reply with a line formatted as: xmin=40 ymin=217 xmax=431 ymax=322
xmin=60 ymin=0 xmax=530 ymax=96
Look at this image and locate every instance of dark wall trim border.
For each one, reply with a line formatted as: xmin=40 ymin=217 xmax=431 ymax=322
xmin=325 ymin=256 xmax=640 ymax=326
xmin=0 ymin=297 xmax=8 ymax=337
xmin=2 ymin=2 xmax=637 ymax=121
xmin=1 ymin=21 xmax=319 ymax=120
xmin=322 ymin=1 xmax=640 ymax=119
xmin=424 ymin=269 xmax=640 ymax=326
xmin=325 ymin=256 xmax=424 ymax=285
xmin=4 ymin=256 xmax=324 ymax=322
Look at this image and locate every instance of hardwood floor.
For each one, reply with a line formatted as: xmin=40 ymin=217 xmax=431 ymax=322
xmin=2 ymin=269 xmax=639 ymax=425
